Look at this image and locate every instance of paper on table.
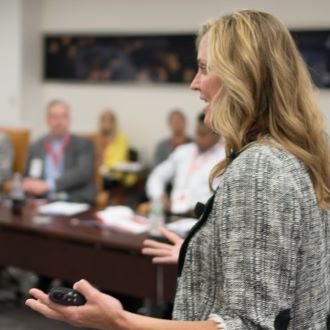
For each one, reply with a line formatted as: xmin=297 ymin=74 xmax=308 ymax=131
xmin=166 ymin=218 xmax=197 ymax=237
xmin=96 ymin=206 xmax=150 ymax=234
xmin=38 ymin=201 xmax=90 ymax=216
xmin=111 ymin=162 xmax=143 ymax=173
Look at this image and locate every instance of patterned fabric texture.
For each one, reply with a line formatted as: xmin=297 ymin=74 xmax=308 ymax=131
xmin=173 ymin=143 xmax=329 ymax=329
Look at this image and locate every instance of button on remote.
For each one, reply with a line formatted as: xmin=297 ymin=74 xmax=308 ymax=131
xmin=49 ymin=287 xmax=86 ymax=306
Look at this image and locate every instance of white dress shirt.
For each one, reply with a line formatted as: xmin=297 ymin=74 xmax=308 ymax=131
xmin=146 ymin=141 xmax=226 ymax=214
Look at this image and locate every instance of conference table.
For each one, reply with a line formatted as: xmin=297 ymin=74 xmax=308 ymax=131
xmin=0 ymin=200 xmax=177 ymax=303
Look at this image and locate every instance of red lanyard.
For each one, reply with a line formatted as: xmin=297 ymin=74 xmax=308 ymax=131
xmin=188 ymin=149 xmax=212 ymax=175
xmin=44 ymin=134 xmax=70 ymax=169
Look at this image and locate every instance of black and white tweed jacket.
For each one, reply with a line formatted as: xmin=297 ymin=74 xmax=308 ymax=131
xmin=173 ymin=143 xmax=329 ymax=330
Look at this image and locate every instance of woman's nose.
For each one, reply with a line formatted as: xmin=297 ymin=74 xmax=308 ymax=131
xmin=190 ymin=72 xmax=200 ymax=91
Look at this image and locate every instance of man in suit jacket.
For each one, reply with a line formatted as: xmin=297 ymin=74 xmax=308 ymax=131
xmin=23 ymin=100 xmax=96 ymax=205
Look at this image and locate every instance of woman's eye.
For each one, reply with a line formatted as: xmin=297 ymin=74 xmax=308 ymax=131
xmin=199 ymin=65 xmax=207 ymax=74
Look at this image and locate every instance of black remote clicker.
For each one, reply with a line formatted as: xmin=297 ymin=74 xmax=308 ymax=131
xmin=49 ymin=287 xmax=86 ymax=306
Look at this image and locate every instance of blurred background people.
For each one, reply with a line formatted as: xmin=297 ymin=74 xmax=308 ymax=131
xmin=153 ymin=110 xmax=192 ymax=166
xmin=0 ymin=133 xmax=13 ymax=189
xmin=23 ymin=100 xmax=96 ymax=205
xmin=146 ymin=113 xmax=225 ymax=216
xmin=97 ymin=109 xmax=137 ymax=195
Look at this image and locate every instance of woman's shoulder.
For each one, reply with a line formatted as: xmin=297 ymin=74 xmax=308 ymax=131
xmin=217 ymin=142 xmax=317 ymax=206
xmin=234 ymin=142 xmax=305 ymax=175
xmin=223 ymin=142 xmax=313 ymax=196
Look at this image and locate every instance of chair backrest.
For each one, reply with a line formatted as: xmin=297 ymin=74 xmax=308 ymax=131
xmin=128 ymin=147 xmax=139 ymax=162
xmin=0 ymin=128 xmax=30 ymax=174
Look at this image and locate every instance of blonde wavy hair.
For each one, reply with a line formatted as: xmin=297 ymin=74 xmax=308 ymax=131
xmin=200 ymin=10 xmax=330 ymax=209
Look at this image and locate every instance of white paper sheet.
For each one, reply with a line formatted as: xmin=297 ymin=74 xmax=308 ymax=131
xmin=38 ymin=201 xmax=90 ymax=216
xmin=96 ymin=206 xmax=150 ymax=234
xmin=166 ymin=218 xmax=197 ymax=237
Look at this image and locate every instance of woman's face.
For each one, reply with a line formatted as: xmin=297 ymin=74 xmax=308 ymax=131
xmin=100 ymin=114 xmax=115 ymax=134
xmin=190 ymin=33 xmax=222 ymax=124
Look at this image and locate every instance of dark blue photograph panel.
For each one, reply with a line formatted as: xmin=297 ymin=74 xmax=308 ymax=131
xmin=44 ymin=35 xmax=197 ymax=84
xmin=291 ymin=30 xmax=330 ymax=88
xmin=43 ymin=31 xmax=330 ymax=87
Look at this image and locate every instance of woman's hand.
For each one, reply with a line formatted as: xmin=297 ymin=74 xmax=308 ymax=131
xmin=25 ymin=279 xmax=124 ymax=329
xmin=142 ymin=227 xmax=183 ymax=264
xmin=26 ymin=277 xmax=222 ymax=330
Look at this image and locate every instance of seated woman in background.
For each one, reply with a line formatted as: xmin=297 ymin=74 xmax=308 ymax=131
xmin=96 ymin=109 xmax=136 ymax=193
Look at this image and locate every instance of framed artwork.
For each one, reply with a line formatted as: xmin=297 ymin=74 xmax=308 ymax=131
xmin=44 ymin=34 xmax=196 ymax=84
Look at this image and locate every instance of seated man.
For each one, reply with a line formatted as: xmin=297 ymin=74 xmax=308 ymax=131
xmin=0 ymin=133 xmax=13 ymax=189
xmin=153 ymin=109 xmax=192 ymax=166
xmin=23 ymin=100 xmax=96 ymax=205
xmin=146 ymin=113 xmax=225 ymax=216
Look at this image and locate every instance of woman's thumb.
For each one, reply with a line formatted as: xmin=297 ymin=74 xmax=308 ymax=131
xmin=73 ymin=279 xmax=98 ymax=300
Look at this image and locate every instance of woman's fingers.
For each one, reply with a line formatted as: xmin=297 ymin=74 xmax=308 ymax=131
xmin=159 ymin=227 xmax=183 ymax=244
xmin=28 ymin=288 xmax=76 ymax=314
xmin=25 ymin=299 xmax=63 ymax=321
xmin=26 ymin=283 xmax=124 ymax=329
xmin=29 ymin=288 xmax=50 ymax=302
xmin=73 ymin=279 xmax=98 ymax=301
xmin=152 ymin=256 xmax=177 ymax=264
xmin=142 ymin=247 xmax=171 ymax=257
xmin=143 ymin=239 xmax=172 ymax=250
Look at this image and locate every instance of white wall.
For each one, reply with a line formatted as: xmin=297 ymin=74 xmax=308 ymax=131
xmin=0 ymin=0 xmax=22 ymax=125
xmin=21 ymin=0 xmax=43 ymax=130
xmin=0 ymin=0 xmax=42 ymax=129
xmin=42 ymin=0 xmax=330 ymax=32
xmin=40 ymin=0 xmax=330 ymax=163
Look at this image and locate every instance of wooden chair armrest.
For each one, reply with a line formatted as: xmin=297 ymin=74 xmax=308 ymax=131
xmin=1 ymin=180 xmax=12 ymax=195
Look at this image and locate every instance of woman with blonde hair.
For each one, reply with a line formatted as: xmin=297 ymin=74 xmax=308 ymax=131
xmin=97 ymin=109 xmax=136 ymax=190
xmin=26 ymin=10 xmax=329 ymax=330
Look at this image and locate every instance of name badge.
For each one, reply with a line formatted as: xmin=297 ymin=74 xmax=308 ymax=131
xmin=29 ymin=158 xmax=43 ymax=178
xmin=171 ymin=189 xmax=191 ymax=214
